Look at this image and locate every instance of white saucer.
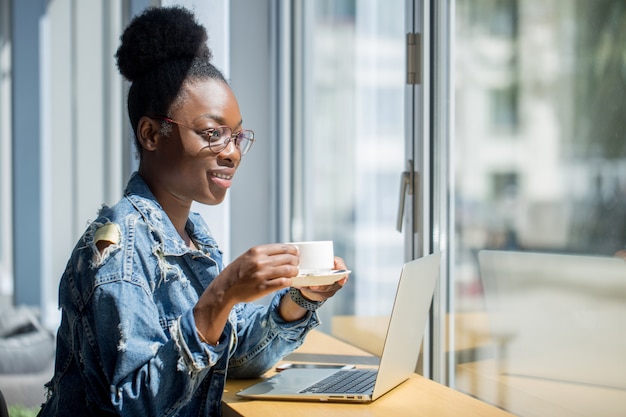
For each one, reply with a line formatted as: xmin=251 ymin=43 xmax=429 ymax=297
xmin=291 ymin=269 xmax=351 ymax=288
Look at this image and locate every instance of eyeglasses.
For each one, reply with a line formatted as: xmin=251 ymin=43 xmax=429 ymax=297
xmin=157 ymin=117 xmax=255 ymax=155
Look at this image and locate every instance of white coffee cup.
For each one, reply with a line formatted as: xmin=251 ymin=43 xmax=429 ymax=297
xmin=289 ymin=241 xmax=334 ymax=275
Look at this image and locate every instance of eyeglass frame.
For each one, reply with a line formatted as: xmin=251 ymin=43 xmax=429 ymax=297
xmin=155 ymin=116 xmax=255 ymax=155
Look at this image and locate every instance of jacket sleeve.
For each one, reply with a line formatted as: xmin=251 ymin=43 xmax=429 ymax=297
xmin=89 ymin=279 xmax=227 ymax=417
xmin=226 ymin=288 xmax=320 ymax=379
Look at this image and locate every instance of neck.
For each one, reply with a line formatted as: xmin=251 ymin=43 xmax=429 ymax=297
xmin=137 ymin=170 xmax=192 ymax=244
xmin=163 ymin=203 xmax=195 ymax=248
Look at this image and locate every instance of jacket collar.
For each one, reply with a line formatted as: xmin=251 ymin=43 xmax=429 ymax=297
xmin=123 ymin=172 xmax=218 ymax=256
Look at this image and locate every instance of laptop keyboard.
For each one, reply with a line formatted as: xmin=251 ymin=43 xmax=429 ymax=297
xmin=300 ymin=369 xmax=377 ymax=394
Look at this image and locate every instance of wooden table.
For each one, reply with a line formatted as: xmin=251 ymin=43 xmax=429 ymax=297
xmin=457 ymin=359 xmax=626 ymax=417
xmin=222 ymin=330 xmax=514 ymax=417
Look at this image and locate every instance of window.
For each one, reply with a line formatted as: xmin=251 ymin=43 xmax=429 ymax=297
xmin=489 ymin=86 xmax=518 ymax=132
xmin=292 ymin=0 xmax=406 ymax=327
xmin=451 ymin=1 xmax=626 ymax=415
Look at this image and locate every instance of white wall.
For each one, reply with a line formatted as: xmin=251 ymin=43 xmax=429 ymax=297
xmin=40 ymin=0 xmax=126 ymax=327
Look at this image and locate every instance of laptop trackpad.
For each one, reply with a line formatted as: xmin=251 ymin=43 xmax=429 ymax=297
xmin=239 ymin=368 xmax=338 ymax=396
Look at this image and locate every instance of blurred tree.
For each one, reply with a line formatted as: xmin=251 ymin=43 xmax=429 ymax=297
xmin=574 ymin=0 xmax=626 ymax=157
xmin=568 ymin=0 xmax=626 ymax=254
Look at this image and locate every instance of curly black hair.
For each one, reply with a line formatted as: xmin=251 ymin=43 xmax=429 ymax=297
xmin=115 ymin=6 xmax=227 ymax=155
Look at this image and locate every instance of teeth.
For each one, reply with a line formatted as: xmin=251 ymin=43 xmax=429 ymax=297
xmin=214 ymin=173 xmax=232 ymax=180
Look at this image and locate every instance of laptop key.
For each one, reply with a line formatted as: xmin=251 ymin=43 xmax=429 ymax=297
xmin=300 ymin=369 xmax=377 ymax=394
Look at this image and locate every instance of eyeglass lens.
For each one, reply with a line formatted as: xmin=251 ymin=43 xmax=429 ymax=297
xmin=209 ymin=127 xmax=254 ymax=155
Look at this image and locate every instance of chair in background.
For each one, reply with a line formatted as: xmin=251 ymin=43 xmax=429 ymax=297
xmin=0 ymin=389 xmax=9 ymax=417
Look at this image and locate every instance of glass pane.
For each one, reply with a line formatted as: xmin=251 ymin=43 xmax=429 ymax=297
xmin=453 ymin=1 xmax=626 ymax=415
xmin=295 ymin=0 xmax=406 ymax=337
xmin=0 ymin=0 xmax=11 ymax=303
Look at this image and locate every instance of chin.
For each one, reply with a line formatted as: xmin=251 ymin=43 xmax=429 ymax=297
xmin=199 ymin=193 xmax=227 ymax=206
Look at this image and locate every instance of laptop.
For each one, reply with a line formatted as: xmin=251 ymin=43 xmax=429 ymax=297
xmin=478 ymin=250 xmax=626 ymax=390
xmin=237 ymin=252 xmax=441 ymax=403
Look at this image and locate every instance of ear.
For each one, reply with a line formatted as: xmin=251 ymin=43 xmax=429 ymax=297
xmin=136 ymin=116 xmax=162 ymax=152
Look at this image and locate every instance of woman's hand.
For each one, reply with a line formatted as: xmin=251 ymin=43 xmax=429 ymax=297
xmin=277 ymin=256 xmax=349 ymax=322
xmin=214 ymin=243 xmax=300 ymax=304
xmin=298 ymin=256 xmax=349 ymax=302
xmin=194 ymin=244 xmax=299 ymax=344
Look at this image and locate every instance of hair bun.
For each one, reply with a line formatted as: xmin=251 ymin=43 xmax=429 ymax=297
xmin=115 ymin=6 xmax=211 ymax=82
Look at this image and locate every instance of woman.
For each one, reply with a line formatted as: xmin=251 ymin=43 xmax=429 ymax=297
xmin=39 ymin=6 xmax=347 ymax=416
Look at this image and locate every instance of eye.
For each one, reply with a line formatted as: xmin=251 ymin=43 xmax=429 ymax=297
xmin=200 ymin=129 xmax=222 ymax=144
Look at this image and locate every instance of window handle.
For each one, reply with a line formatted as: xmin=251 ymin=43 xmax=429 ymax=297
xmin=397 ymin=160 xmax=414 ymax=232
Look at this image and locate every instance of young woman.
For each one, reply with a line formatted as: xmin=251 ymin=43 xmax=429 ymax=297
xmin=39 ymin=6 xmax=347 ymax=416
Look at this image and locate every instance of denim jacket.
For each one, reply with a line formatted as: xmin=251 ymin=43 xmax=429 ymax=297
xmin=39 ymin=173 xmax=319 ymax=416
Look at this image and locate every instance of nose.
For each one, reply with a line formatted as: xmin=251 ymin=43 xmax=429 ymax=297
xmin=217 ymin=139 xmax=241 ymax=164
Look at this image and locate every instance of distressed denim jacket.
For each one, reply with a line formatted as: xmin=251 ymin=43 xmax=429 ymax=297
xmin=39 ymin=173 xmax=319 ymax=417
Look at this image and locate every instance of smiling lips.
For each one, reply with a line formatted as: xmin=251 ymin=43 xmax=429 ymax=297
xmin=213 ymin=172 xmax=232 ymax=180
xmin=210 ymin=171 xmax=234 ymax=188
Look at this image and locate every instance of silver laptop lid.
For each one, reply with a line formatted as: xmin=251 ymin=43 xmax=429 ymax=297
xmin=372 ymin=252 xmax=441 ymax=399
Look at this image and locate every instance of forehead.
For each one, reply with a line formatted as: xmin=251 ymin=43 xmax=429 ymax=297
xmin=175 ymin=78 xmax=241 ymax=125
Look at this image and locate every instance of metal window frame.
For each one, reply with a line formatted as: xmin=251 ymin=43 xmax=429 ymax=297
xmin=400 ymin=0 xmax=456 ymax=385
xmin=273 ymin=0 xmax=457 ymax=386
xmin=0 ymin=0 xmax=12 ymax=300
xmin=430 ymin=0 xmax=455 ymax=386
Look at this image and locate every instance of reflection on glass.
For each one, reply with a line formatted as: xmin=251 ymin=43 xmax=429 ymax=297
xmin=479 ymin=251 xmax=626 ymax=381
xmin=296 ymin=0 xmax=405 ymax=329
xmin=454 ymin=1 xmax=626 ymax=415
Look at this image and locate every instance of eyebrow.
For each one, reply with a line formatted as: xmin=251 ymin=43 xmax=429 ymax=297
xmin=196 ymin=114 xmax=243 ymax=130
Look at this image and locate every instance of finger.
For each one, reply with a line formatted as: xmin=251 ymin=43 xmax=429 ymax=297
xmin=271 ymin=264 xmax=299 ymax=278
xmin=305 ymin=282 xmax=342 ymax=294
xmin=245 ymin=244 xmax=298 ymax=263
xmin=249 ymin=264 xmax=299 ymax=283
xmin=264 ymin=276 xmax=293 ymax=290
xmin=308 ymin=275 xmax=348 ymax=290
xmin=303 ymin=273 xmax=348 ymax=291
xmin=333 ymin=256 xmax=347 ymax=270
xmin=299 ymin=283 xmax=342 ymax=302
xmin=261 ymin=245 xmax=300 ymax=267
xmin=263 ymin=243 xmax=299 ymax=256
xmin=260 ymin=253 xmax=299 ymax=270
xmin=243 ymin=247 xmax=298 ymax=277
